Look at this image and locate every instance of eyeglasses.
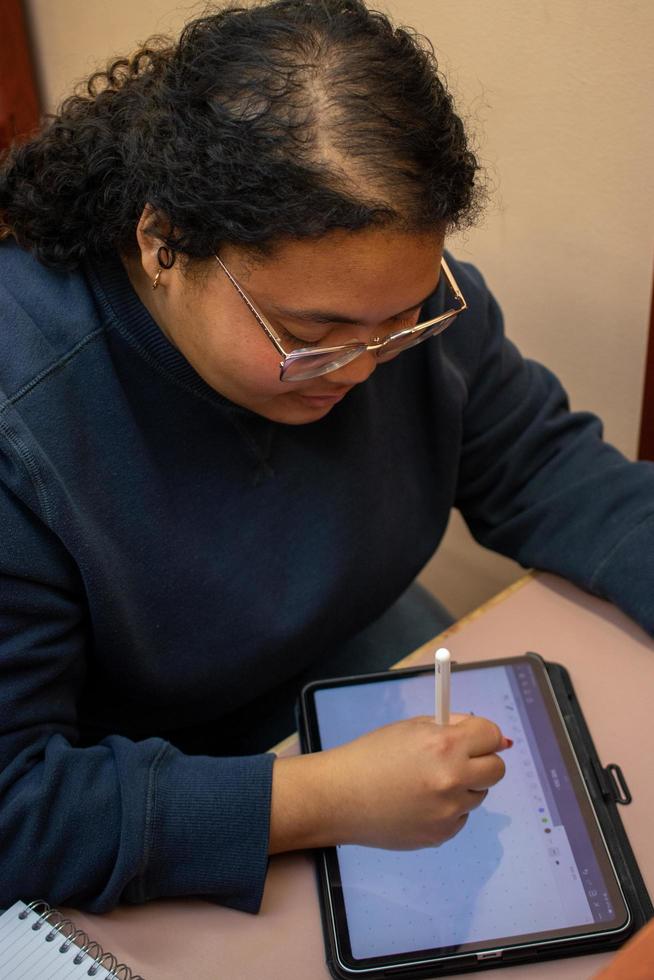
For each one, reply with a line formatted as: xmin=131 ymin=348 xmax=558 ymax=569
xmin=214 ymin=253 xmax=467 ymax=382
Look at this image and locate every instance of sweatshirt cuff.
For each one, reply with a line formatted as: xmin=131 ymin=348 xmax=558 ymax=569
xmin=132 ymin=744 xmax=275 ymax=912
xmin=590 ymin=513 xmax=654 ymax=637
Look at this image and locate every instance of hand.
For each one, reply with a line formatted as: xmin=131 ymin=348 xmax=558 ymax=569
xmin=321 ymin=712 xmax=509 ymax=849
xmin=269 ymin=713 xmax=511 ymax=853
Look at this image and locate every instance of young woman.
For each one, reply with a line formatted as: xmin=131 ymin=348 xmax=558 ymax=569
xmin=0 ymin=0 xmax=651 ymax=914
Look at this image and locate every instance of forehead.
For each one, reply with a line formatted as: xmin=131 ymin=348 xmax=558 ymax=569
xmin=225 ymin=227 xmax=445 ymax=316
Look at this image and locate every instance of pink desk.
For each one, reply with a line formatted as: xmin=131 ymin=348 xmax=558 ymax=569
xmin=66 ymin=573 xmax=654 ymax=979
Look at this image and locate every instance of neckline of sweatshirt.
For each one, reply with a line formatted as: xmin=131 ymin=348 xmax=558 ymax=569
xmin=85 ymin=252 xmax=258 ymax=420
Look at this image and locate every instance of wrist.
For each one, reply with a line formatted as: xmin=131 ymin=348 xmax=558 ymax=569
xmin=269 ymin=751 xmax=341 ymax=854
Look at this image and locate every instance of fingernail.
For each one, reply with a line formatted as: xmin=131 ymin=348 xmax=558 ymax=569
xmin=501 ymin=737 xmax=514 ymax=749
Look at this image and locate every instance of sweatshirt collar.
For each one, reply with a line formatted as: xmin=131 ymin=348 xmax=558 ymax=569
xmin=84 ymin=251 xmax=278 ymax=481
xmin=85 ymin=251 xmax=251 ymax=413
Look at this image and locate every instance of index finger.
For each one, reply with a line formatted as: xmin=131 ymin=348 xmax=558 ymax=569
xmin=451 ymin=713 xmax=505 ymax=757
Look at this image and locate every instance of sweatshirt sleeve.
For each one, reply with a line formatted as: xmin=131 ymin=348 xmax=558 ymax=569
xmin=453 ymin=264 xmax=654 ymax=636
xmin=0 ymin=447 xmax=274 ymax=913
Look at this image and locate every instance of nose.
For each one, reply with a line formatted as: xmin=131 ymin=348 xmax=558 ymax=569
xmin=327 ymin=349 xmax=378 ymax=387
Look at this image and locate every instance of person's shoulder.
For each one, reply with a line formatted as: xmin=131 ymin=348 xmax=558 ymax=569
xmin=0 ymin=240 xmax=105 ymax=404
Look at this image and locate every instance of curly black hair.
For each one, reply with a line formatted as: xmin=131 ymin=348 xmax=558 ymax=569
xmin=0 ymin=0 xmax=482 ymax=269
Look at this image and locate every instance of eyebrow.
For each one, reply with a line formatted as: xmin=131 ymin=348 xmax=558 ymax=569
xmin=267 ymin=279 xmax=441 ymax=326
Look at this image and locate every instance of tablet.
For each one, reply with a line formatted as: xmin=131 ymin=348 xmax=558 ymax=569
xmin=299 ymin=654 xmax=632 ymax=978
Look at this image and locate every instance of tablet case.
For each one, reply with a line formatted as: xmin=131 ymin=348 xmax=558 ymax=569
xmin=299 ymin=652 xmax=653 ymax=979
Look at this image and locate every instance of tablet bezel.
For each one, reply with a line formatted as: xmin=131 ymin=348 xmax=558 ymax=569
xmin=299 ymin=654 xmax=632 ymax=976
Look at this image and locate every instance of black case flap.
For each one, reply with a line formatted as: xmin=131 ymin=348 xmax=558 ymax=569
xmin=538 ymin=653 xmax=653 ymax=932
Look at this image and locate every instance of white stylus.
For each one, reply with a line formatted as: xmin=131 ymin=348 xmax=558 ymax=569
xmin=434 ymin=647 xmax=451 ymax=726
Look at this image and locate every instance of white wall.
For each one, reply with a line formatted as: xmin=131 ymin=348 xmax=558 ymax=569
xmin=398 ymin=1 xmax=654 ymax=614
xmin=25 ymin=0 xmax=654 ymax=617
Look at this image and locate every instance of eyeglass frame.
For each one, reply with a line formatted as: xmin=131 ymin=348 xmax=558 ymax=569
xmin=213 ymin=252 xmax=467 ymax=383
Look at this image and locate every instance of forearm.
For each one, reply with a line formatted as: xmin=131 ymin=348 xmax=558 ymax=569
xmin=1 ymin=732 xmax=276 ymax=913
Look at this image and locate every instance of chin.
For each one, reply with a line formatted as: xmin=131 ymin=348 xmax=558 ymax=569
xmin=273 ymin=406 xmax=334 ymax=425
xmin=262 ymin=397 xmax=338 ymax=425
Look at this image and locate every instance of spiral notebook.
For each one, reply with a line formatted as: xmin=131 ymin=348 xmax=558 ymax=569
xmin=0 ymin=900 xmax=144 ymax=979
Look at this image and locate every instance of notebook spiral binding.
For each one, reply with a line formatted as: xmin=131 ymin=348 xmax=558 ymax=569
xmin=18 ymin=900 xmax=145 ymax=979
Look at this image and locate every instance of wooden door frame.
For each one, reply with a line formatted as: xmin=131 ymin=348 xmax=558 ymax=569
xmin=0 ymin=0 xmax=40 ymax=151
xmin=638 ymin=271 xmax=654 ymax=461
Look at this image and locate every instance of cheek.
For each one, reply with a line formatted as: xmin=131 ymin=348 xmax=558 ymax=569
xmin=234 ymin=346 xmax=285 ymax=391
xmin=192 ymin=306 xmax=285 ymax=393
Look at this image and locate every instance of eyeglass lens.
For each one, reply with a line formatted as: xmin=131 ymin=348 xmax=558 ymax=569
xmin=281 ymin=346 xmax=363 ymax=382
xmin=375 ymin=314 xmax=458 ymax=361
xmin=280 ymin=312 xmax=459 ymax=381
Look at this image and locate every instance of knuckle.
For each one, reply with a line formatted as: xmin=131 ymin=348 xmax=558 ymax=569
xmin=436 ymin=771 xmax=460 ymax=795
xmin=436 ymin=728 xmax=457 ymax=753
xmin=495 ymin=755 xmax=506 ymax=780
xmin=470 ymin=789 xmax=487 ymax=809
xmin=486 ymin=719 xmax=502 ymax=744
xmin=444 ymin=799 xmax=463 ymax=820
xmin=443 ymin=813 xmax=468 ymax=841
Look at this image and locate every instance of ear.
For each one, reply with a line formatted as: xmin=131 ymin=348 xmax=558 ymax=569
xmin=134 ymin=204 xmax=169 ymax=279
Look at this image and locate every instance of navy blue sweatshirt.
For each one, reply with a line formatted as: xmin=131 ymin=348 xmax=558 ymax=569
xmin=0 ymin=242 xmax=652 ymax=914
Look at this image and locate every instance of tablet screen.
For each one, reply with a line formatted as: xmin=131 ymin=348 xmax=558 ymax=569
xmin=305 ymin=656 xmax=629 ymax=972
